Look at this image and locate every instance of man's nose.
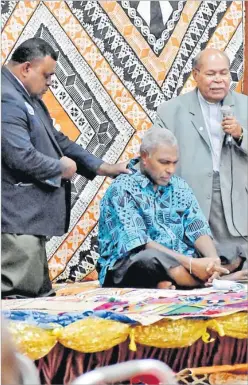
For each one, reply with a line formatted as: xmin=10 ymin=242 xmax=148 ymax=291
xmin=166 ymin=164 xmax=175 ymax=174
xmin=213 ymin=74 xmax=223 ymax=82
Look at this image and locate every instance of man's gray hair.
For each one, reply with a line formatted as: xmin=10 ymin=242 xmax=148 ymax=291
xmin=192 ymin=50 xmax=230 ymax=69
xmin=140 ymin=127 xmax=178 ymax=154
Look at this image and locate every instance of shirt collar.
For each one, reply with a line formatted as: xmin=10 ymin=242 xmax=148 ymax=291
xmin=128 ymin=157 xmax=173 ymax=191
xmin=198 ymin=89 xmax=222 ymax=107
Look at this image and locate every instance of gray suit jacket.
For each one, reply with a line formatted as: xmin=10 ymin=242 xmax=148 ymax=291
xmin=155 ymin=89 xmax=248 ymax=237
xmin=1 ymin=66 xmax=103 ymax=237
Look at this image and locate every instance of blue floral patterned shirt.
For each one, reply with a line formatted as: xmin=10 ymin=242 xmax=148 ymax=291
xmin=98 ymin=158 xmax=212 ymax=285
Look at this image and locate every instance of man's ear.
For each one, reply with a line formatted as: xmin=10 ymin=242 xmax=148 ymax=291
xmin=192 ymin=68 xmax=198 ymax=82
xmin=20 ymin=62 xmax=31 ymax=77
xmin=140 ymin=150 xmax=149 ymax=166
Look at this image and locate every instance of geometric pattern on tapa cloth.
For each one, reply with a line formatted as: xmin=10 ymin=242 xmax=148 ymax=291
xmin=1 ymin=1 xmax=245 ymax=282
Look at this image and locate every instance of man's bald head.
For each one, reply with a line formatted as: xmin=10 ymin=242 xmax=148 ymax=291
xmin=193 ymin=48 xmax=230 ymax=70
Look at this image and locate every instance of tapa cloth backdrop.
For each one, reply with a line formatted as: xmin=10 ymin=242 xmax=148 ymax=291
xmin=1 ymin=1 xmax=246 ymax=282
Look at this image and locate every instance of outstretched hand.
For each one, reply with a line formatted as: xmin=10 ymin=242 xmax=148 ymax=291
xmin=111 ymin=160 xmax=132 ymax=176
xmin=97 ymin=160 xmax=132 ymax=177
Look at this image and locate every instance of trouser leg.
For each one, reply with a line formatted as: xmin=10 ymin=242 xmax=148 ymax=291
xmin=1 ymin=233 xmax=54 ymax=298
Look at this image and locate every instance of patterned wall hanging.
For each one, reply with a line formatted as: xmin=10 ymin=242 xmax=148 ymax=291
xmin=1 ymin=1 xmax=246 ymax=283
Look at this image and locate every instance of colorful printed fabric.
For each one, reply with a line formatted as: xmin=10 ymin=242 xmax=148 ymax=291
xmin=2 ymin=309 xmax=136 ymax=328
xmin=78 ymin=288 xmax=248 ymax=325
xmin=98 ymin=158 xmax=212 ymax=284
xmin=1 ymin=1 xmax=245 ymax=282
xmin=2 ymin=287 xmax=247 ymax=327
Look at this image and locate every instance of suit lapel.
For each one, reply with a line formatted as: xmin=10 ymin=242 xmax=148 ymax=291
xmin=31 ymin=98 xmax=63 ymax=156
xmin=188 ymin=89 xmax=211 ymax=148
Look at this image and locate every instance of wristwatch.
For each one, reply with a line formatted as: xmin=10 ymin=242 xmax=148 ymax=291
xmin=237 ymin=128 xmax=243 ymax=145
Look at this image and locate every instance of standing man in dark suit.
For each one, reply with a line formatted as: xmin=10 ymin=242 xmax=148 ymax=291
xmin=1 ymin=38 xmax=131 ymax=298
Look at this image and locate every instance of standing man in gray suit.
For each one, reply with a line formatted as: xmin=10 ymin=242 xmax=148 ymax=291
xmin=1 ymin=38 xmax=131 ymax=298
xmin=154 ymin=48 xmax=247 ymax=281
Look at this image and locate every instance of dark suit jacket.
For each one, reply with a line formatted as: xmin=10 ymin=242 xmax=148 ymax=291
xmin=1 ymin=66 xmax=103 ymax=236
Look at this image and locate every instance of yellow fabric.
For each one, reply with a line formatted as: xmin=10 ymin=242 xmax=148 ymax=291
xmin=57 ymin=318 xmax=130 ymax=353
xmin=8 ymin=312 xmax=248 ymax=359
xmin=134 ymin=319 xmax=209 ymax=348
xmin=8 ymin=322 xmax=58 ymax=360
xmin=209 ymin=312 xmax=248 ymax=339
xmin=129 ymin=328 xmax=137 ymax=352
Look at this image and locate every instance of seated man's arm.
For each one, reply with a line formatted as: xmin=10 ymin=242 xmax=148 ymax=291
xmin=194 ymin=235 xmax=218 ymax=259
xmin=145 ymin=240 xmax=228 ymax=283
xmin=144 ymin=182 xmax=228 ymax=283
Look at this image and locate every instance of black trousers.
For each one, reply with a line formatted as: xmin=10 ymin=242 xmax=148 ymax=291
xmin=103 ymin=249 xmax=180 ymax=288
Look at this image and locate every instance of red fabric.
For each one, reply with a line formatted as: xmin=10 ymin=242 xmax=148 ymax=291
xmin=131 ymin=374 xmax=160 ymax=384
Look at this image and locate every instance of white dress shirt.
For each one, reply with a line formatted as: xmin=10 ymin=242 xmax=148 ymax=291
xmin=198 ymin=90 xmax=224 ymax=172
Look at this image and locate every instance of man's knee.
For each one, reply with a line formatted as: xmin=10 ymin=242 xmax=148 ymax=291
xmin=168 ymin=265 xmax=200 ymax=287
xmin=132 ymin=249 xmax=167 ymax=270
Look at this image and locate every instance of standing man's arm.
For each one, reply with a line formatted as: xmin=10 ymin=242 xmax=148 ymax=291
xmin=51 ymin=124 xmax=131 ymax=179
xmin=222 ymin=114 xmax=248 ymax=155
xmin=1 ymin=98 xmax=76 ymax=187
xmin=233 ymin=126 xmax=247 ymax=155
xmin=238 ymin=126 xmax=248 ymax=154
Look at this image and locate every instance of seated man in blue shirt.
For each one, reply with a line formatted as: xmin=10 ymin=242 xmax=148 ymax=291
xmin=97 ymin=128 xmax=229 ymax=289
